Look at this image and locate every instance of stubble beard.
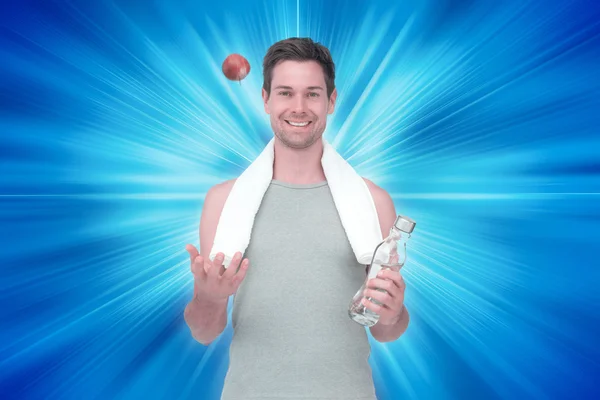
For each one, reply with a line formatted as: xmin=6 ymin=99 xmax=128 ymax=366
xmin=273 ymin=119 xmax=322 ymax=150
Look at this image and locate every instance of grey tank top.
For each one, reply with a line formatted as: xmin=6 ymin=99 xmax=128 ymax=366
xmin=220 ymin=180 xmax=377 ymax=400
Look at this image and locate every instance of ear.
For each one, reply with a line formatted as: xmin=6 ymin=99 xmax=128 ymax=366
xmin=327 ymin=88 xmax=337 ymax=114
xmin=262 ymin=88 xmax=270 ymax=114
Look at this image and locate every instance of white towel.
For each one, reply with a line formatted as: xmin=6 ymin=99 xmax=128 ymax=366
xmin=209 ymin=138 xmax=383 ymax=267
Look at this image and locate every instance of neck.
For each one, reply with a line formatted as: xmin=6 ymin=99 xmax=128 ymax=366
xmin=272 ymin=137 xmax=326 ymax=184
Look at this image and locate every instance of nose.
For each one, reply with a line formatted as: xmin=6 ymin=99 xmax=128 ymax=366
xmin=292 ymin=94 xmax=307 ymax=113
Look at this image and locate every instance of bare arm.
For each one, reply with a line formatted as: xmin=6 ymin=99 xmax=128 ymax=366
xmin=184 ymin=280 xmax=228 ymax=345
xmin=184 ymin=179 xmax=240 ymax=345
xmin=363 ymin=178 xmax=410 ymax=342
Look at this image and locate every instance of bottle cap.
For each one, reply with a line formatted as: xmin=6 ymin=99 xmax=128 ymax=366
xmin=394 ymin=215 xmax=416 ymax=233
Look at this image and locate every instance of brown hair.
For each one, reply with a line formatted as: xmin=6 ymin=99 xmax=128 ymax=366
xmin=262 ymin=37 xmax=336 ymax=98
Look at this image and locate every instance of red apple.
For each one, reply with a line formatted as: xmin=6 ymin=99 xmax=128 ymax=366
xmin=222 ymin=54 xmax=250 ymax=81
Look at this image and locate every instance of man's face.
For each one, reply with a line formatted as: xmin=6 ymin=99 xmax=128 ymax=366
xmin=262 ymin=60 xmax=337 ymax=149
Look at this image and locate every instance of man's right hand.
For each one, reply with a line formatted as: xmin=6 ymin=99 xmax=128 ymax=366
xmin=185 ymin=244 xmax=249 ymax=303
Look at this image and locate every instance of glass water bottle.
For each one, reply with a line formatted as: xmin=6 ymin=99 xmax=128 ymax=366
xmin=348 ymin=215 xmax=416 ymax=327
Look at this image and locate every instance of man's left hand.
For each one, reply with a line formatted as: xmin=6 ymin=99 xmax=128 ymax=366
xmin=361 ymin=269 xmax=406 ymax=326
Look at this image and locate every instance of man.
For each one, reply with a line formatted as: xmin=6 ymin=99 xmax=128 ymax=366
xmin=184 ymin=37 xmax=409 ymax=400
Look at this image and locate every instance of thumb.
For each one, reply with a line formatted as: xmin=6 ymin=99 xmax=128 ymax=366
xmin=185 ymin=244 xmax=199 ymax=262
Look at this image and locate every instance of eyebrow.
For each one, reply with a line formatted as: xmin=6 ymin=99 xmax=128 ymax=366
xmin=273 ymin=85 xmax=324 ymax=91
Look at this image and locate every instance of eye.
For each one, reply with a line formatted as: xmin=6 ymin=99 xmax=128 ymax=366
xmin=308 ymin=92 xmax=320 ymax=98
xmin=278 ymin=91 xmax=291 ymax=96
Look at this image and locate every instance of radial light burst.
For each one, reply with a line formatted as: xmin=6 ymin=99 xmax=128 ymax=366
xmin=1 ymin=0 xmax=599 ymax=399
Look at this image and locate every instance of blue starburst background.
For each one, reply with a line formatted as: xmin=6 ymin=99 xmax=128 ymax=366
xmin=1 ymin=0 xmax=599 ymax=399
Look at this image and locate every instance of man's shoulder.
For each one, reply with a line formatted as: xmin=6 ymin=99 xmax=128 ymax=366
xmin=209 ymin=178 xmax=237 ymax=195
xmin=362 ymin=177 xmax=392 ymax=203
xmin=205 ymin=178 xmax=237 ymax=207
xmin=362 ymin=177 xmax=397 ymax=234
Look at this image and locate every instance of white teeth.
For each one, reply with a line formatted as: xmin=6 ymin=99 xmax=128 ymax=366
xmin=286 ymin=121 xmax=310 ymax=127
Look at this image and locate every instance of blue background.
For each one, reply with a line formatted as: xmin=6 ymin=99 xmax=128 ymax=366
xmin=1 ymin=0 xmax=599 ymax=399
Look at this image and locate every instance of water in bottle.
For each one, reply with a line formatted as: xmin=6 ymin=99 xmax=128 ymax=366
xmin=348 ymin=215 xmax=416 ymax=327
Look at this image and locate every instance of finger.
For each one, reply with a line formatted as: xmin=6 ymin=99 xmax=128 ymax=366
xmin=223 ymin=252 xmax=242 ymax=279
xmin=208 ymin=253 xmax=224 ymax=278
xmin=362 ymin=297 xmax=398 ymax=320
xmin=361 ymin=297 xmax=383 ymax=314
xmin=186 ymin=244 xmax=199 ymax=263
xmin=191 ymin=254 xmax=201 ymax=274
xmin=368 ymin=277 xmax=404 ymax=300
xmin=215 ymin=256 xmax=227 ymax=277
xmin=363 ymin=288 xmax=393 ymax=308
xmin=192 ymin=255 xmax=207 ymax=280
xmin=231 ymin=258 xmax=250 ymax=287
xmin=377 ymin=269 xmax=405 ymax=290
xmin=366 ymin=278 xmax=396 ymax=294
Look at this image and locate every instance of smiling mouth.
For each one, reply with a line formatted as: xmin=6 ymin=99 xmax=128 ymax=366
xmin=285 ymin=120 xmax=312 ymax=127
